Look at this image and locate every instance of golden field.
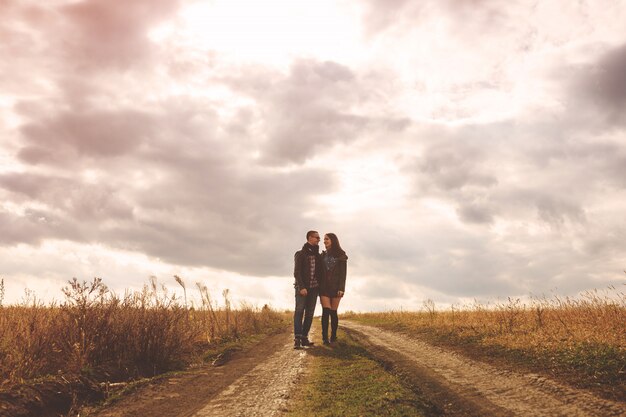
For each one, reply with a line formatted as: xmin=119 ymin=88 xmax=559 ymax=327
xmin=0 ymin=277 xmax=286 ymax=386
xmin=345 ymin=286 xmax=626 ymax=401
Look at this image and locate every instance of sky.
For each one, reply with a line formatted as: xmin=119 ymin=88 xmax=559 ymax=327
xmin=1 ymin=0 xmax=625 ymax=311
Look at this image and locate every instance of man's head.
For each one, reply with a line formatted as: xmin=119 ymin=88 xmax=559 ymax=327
xmin=306 ymin=230 xmax=321 ymax=245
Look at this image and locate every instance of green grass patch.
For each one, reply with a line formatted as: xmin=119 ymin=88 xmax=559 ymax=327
xmin=288 ymin=333 xmax=427 ymax=417
xmin=201 ymin=328 xmax=281 ymax=363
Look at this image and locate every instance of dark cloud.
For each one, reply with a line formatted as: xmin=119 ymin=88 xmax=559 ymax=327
xmin=263 ymin=110 xmax=370 ymax=165
xmin=344 ymin=205 xmax=621 ymax=299
xmin=18 ymin=109 xmax=155 ymax=162
xmin=583 ymin=44 xmax=626 ymax=111
xmin=0 ymin=211 xmax=46 ymax=246
xmin=260 ymin=60 xmax=370 ymax=164
xmin=401 ymin=114 xmax=626 ymax=232
xmin=402 ymin=129 xmax=503 ymax=225
xmin=417 ymin=141 xmax=498 ymax=191
xmin=60 ymin=0 xmax=181 ymax=70
xmin=115 ymin=167 xmax=335 ymax=275
xmin=534 ymin=194 xmax=586 ymax=227
xmin=375 ymin=106 xmax=622 ymax=298
xmin=5 ymin=86 xmax=339 ymax=277
xmin=0 ymin=206 xmax=84 ymax=246
xmin=0 ymin=0 xmax=182 ymax=99
xmin=582 ymin=226 xmax=626 ymax=258
xmin=221 ymin=59 xmax=410 ymax=165
xmin=519 ymin=126 xmax=626 ymax=191
xmin=2 ymin=51 xmax=329 ymax=275
xmin=0 ymin=161 xmax=336 ymax=278
xmin=457 ymin=202 xmax=494 ymax=224
xmin=105 ymin=142 xmax=336 ymax=275
xmin=346 ymin=220 xmax=529 ymax=298
xmin=0 ymin=172 xmax=133 ymax=224
xmin=0 ymin=172 xmax=60 ymax=199
xmin=559 ymin=42 xmax=626 ymax=129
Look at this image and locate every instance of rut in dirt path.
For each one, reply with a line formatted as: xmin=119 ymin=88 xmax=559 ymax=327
xmin=344 ymin=320 xmax=626 ymax=417
xmin=192 ymin=331 xmax=306 ymax=417
xmin=88 ymin=328 xmax=305 ymax=417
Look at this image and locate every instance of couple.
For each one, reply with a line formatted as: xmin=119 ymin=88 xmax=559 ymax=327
xmin=293 ymin=230 xmax=348 ymax=349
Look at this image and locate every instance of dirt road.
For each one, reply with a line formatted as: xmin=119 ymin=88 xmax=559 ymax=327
xmin=192 ymin=337 xmax=306 ymax=416
xmin=343 ymin=320 xmax=626 ymax=417
xmin=90 ymin=322 xmax=625 ymax=417
xmin=90 ymin=328 xmax=306 ymax=417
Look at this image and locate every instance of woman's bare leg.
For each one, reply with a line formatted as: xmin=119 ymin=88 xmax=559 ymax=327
xmin=320 ymin=296 xmax=332 ymax=309
xmin=319 ymin=296 xmax=332 ymax=342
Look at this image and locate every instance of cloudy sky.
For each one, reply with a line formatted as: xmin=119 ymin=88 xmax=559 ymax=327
xmin=1 ymin=0 xmax=625 ymax=310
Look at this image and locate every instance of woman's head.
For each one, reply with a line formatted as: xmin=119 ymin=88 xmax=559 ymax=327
xmin=323 ymin=234 xmax=332 ymax=249
xmin=324 ymin=233 xmax=345 ymax=256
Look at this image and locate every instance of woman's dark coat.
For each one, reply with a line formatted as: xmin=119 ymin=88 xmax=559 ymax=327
xmin=320 ymin=250 xmax=348 ymax=297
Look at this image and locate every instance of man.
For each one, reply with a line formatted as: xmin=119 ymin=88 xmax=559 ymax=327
xmin=293 ymin=230 xmax=323 ymax=349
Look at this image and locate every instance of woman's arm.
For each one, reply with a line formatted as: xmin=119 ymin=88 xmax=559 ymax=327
xmin=337 ymin=260 xmax=347 ymax=293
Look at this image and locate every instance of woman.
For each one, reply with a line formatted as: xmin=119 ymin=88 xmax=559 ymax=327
xmin=319 ymin=233 xmax=348 ymax=344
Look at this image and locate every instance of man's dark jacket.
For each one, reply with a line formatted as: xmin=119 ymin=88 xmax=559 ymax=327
xmin=293 ymin=243 xmax=324 ymax=291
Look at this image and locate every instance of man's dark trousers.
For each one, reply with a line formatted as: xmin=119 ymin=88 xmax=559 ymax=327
xmin=294 ymin=287 xmax=319 ymax=339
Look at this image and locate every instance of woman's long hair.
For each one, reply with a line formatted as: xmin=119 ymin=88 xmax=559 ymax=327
xmin=325 ymin=233 xmax=346 ymax=258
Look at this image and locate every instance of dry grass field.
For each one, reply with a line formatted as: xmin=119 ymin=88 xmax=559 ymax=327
xmin=0 ymin=277 xmax=286 ymax=386
xmin=344 ymin=286 xmax=626 ymax=401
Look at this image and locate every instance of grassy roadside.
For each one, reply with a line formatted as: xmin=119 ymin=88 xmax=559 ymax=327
xmin=0 ymin=274 xmax=291 ymax=417
xmin=0 ymin=327 xmax=293 ymax=417
xmin=200 ymin=314 xmax=290 ymax=364
xmin=287 ymin=331 xmax=430 ymax=417
xmin=79 ymin=320 xmax=291 ymax=416
xmin=345 ymin=297 xmax=626 ymax=403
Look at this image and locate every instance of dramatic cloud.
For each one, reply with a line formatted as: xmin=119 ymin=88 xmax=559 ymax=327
xmin=0 ymin=0 xmax=624 ymax=310
xmin=583 ymin=44 xmax=626 ymax=109
xmin=60 ymin=0 xmax=182 ymax=69
xmin=567 ymin=43 xmax=626 ymax=129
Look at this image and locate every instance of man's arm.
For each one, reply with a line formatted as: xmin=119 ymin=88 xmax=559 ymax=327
xmin=293 ymin=251 xmax=306 ymax=293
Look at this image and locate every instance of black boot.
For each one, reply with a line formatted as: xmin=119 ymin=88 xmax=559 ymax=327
xmin=330 ymin=309 xmax=338 ymax=342
xmin=294 ymin=336 xmax=302 ymax=349
xmin=301 ymin=336 xmax=314 ymax=347
xmin=321 ymin=307 xmax=330 ymax=344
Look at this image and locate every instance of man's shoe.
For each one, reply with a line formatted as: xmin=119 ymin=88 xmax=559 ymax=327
xmin=330 ymin=336 xmax=337 ymax=343
xmin=301 ymin=337 xmax=314 ymax=347
xmin=294 ymin=337 xmax=302 ymax=349
xmin=322 ymin=339 xmax=330 ymax=345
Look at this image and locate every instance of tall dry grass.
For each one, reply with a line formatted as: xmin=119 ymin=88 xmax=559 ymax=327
xmin=345 ymin=286 xmax=626 ymax=399
xmin=0 ymin=277 xmax=286 ymax=386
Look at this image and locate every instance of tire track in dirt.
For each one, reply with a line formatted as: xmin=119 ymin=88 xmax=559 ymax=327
xmin=344 ymin=320 xmax=626 ymax=417
xmin=89 ymin=328 xmax=306 ymax=417
xmin=192 ymin=331 xmax=307 ymax=417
